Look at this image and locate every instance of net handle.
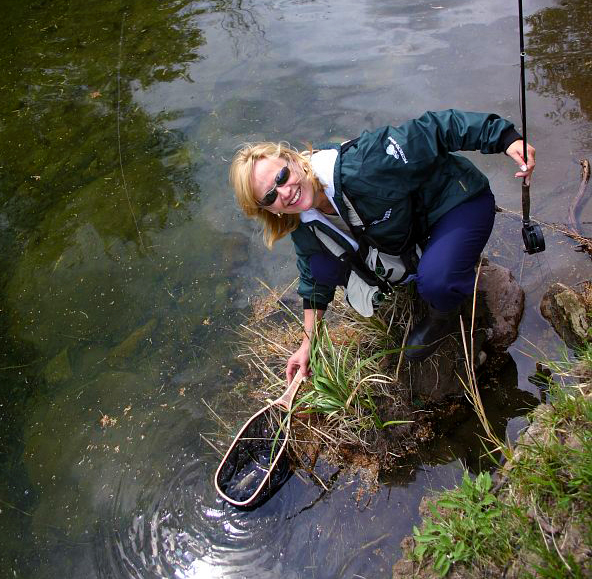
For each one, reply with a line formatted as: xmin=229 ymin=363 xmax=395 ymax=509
xmin=275 ymin=369 xmax=306 ymax=410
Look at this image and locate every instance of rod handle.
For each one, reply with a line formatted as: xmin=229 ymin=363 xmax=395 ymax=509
xmin=521 ymin=180 xmax=531 ymax=223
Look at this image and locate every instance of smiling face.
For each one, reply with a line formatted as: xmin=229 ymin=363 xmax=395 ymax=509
xmin=251 ymin=156 xmax=317 ymax=214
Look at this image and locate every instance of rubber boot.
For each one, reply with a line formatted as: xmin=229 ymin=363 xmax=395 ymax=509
xmin=405 ymin=305 xmax=459 ymax=361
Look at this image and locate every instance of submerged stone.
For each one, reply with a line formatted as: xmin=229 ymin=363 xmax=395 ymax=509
xmin=107 ymin=318 xmax=158 ymax=365
xmin=43 ymin=347 xmax=73 ymax=384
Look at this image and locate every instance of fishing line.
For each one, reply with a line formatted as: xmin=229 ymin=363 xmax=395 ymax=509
xmin=117 ymin=14 xmax=146 ymax=255
xmin=533 ymin=252 xmax=549 ymax=287
xmin=115 ymin=14 xmax=207 ymax=374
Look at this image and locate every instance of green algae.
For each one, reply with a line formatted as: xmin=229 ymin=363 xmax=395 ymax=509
xmin=0 ymin=0 xmax=207 ymax=361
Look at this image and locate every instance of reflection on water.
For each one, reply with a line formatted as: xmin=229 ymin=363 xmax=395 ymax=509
xmin=0 ymin=0 xmax=247 ymax=576
xmin=1 ymin=0 xmax=592 ymax=577
xmin=527 ymin=0 xmax=592 ymax=139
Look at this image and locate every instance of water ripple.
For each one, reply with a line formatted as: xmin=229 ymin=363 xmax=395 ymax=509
xmin=94 ymin=437 xmax=302 ymax=579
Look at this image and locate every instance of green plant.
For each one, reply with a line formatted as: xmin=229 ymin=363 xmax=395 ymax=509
xmin=412 ymin=472 xmax=508 ymax=577
xmin=302 ymin=321 xmax=410 ymax=429
xmin=409 ymin=377 xmax=592 ymax=577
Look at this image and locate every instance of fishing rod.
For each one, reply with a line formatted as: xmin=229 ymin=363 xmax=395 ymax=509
xmin=518 ymin=0 xmax=545 ymax=254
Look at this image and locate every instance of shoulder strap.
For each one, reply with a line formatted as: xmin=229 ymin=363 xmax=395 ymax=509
xmin=310 ymin=226 xmax=350 ymax=260
xmin=341 ymin=194 xmax=365 ymax=230
xmin=308 ymin=224 xmax=391 ymax=294
xmin=340 ymin=137 xmax=359 ymax=154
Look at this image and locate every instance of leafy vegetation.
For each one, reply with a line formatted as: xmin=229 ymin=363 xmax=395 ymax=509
xmin=409 ymin=354 xmax=592 ymax=577
xmin=413 ymin=472 xmax=510 ymax=577
xmin=302 ymin=321 xmax=409 ymax=429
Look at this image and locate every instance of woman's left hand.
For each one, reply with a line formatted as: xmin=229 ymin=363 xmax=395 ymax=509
xmin=505 ymin=139 xmax=536 ymax=185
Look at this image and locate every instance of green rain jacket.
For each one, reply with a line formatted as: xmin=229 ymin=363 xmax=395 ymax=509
xmin=290 ymin=109 xmax=522 ymax=310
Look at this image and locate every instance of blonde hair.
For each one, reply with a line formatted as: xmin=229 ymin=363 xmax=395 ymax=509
xmin=229 ymin=142 xmax=324 ymax=248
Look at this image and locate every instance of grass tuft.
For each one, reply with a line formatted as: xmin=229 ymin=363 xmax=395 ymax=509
xmin=301 ymin=320 xmax=411 ymax=433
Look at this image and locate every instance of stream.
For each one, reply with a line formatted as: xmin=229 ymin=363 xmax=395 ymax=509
xmin=1 ymin=0 xmax=591 ymax=577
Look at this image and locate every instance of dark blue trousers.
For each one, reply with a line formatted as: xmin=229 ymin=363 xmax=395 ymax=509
xmin=309 ymin=188 xmax=496 ymax=311
xmin=416 ymin=188 xmax=495 ymax=311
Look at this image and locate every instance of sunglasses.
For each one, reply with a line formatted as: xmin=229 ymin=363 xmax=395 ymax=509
xmin=257 ymin=165 xmax=290 ymax=207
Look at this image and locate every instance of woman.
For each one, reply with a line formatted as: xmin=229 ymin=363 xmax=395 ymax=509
xmin=230 ymin=109 xmax=535 ymax=383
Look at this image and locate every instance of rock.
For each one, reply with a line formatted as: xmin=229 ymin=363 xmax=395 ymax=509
xmin=402 ymin=263 xmax=524 ymax=403
xmin=540 ymin=282 xmax=590 ymax=348
xmin=501 ymin=404 xmax=552 ymax=469
xmin=43 ymin=347 xmax=73 ymax=384
xmin=406 ymin=335 xmax=471 ymax=401
xmin=477 ymin=264 xmax=525 ymax=352
xmin=107 ymin=318 xmax=158 ymax=365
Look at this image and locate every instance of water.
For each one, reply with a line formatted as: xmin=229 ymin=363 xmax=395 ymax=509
xmin=1 ymin=0 xmax=591 ymax=577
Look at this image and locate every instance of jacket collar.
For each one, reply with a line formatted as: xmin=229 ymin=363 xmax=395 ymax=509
xmin=300 ymin=149 xmax=358 ymax=250
xmin=309 ymin=142 xmax=350 ymax=220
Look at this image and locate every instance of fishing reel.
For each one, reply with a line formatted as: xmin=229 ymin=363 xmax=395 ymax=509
xmin=521 ymin=182 xmax=545 ymax=254
xmin=522 ymin=220 xmax=545 ymax=254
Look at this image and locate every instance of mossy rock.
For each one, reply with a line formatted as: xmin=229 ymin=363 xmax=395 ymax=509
xmin=540 ymin=282 xmax=591 ymax=348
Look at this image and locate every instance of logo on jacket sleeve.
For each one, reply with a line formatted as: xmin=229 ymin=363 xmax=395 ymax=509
xmin=385 ymin=136 xmax=408 ymax=164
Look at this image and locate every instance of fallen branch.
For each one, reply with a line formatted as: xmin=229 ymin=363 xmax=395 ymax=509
xmin=568 ymin=158 xmax=591 ymax=235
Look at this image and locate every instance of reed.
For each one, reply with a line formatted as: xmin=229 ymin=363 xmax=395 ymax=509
xmin=458 ymin=258 xmax=512 ymax=462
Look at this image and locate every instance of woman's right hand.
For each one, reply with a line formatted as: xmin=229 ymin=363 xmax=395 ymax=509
xmin=505 ymin=139 xmax=536 ymax=185
xmin=286 ymin=340 xmax=311 ymax=384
